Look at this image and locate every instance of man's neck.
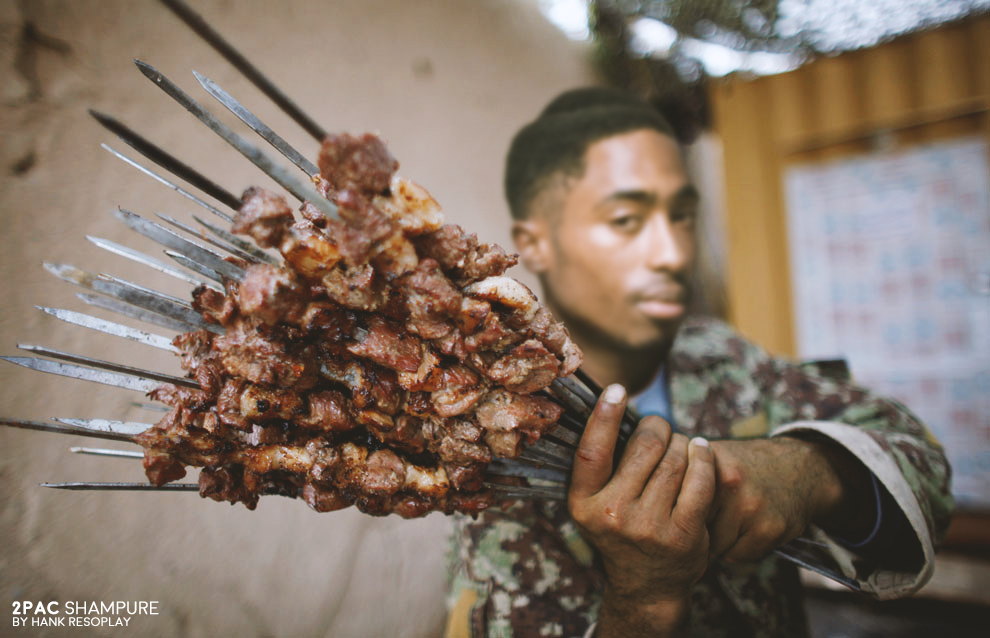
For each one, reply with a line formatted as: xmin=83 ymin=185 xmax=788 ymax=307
xmin=542 ymin=293 xmax=672 ymax=394
xmin=576 ymin=338 xmax=668 ymax=396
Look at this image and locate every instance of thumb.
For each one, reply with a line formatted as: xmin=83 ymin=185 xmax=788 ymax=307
xmin=570 ymin=384 xmax=626 ymax=498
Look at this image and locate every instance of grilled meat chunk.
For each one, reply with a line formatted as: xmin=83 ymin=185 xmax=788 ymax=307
xmin=318 ymin=132 xmax=398 ymax=194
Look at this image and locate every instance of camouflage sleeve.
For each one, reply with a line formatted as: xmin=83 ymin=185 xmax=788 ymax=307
xmin=756 ymin=353 xmax=954 ymax=598
xmin=445 ymin=501 xmax=604 ymax=638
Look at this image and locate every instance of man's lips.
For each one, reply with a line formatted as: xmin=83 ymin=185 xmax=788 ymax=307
xmin=633 ymin=287 xmax=688 ymax=319
xmin=635 ymin=299 xmax=686 ymax=319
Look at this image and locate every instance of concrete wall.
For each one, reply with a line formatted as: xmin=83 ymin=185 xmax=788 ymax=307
xmin=0 ymin=1 xmax=594 ymax=635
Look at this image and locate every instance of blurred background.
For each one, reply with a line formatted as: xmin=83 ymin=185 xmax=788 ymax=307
xmin=0 ymin=0 xmax=987 ymax=636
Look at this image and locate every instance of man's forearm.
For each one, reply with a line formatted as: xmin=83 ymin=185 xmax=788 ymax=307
xmin=779 ymin=434 xmax=876 ymax=540
xmin=595 ymin=589 xmax=690 ymax=638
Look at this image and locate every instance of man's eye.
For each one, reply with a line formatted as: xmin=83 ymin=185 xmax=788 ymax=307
xmin=609 ymin=214 xmax=642 ymax=232
xmin=671 ymin=207 xmax=698 ymax=225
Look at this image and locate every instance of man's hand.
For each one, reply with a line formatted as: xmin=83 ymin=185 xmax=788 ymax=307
xmin=569 ymin=384 xmax=716 ymax=638
xmin=708 ymin=436 xmax=874 ymax=563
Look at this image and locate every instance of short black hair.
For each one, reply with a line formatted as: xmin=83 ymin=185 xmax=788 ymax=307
xmin=504 ymin=87 xmax=675 ymax=220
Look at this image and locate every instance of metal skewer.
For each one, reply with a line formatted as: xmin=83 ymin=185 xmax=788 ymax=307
xmin=567 ymin=370 xmax=644 ymax=435
xmin=155 ymin=213 xmax=261 ymax=265
xmin=572 ymin=368 xmax=603 ymax=397
xmin=41 ymin=482 xmax=199 ymax=491
xmin=191 ymin=214 xmax=278 ymax=265
xmin=53 ymin=418 xmax=152 ymax=436
xmin=528 ymin=437 xmax=575 ymax=466
xmin=486 ymin=460 xmax=568 ymax=483
xmin=36 ymin=307 xmax=178 ymax=352
xmin=100 ymin=273 xmax=191 ymax=308
xmin=194 ymin=71 xmax=319 ymax=177
xmin=131 ymin=402 xmax=170 ymax=413
xmin=134 ymin=60 xmax=338 ymax=220
xmin=40 ymin=479 xmax=569 ymax=502
xmin=544 ymin=423 xmax=580 ymax=447
xmin=101 ymin=144 xmax=234 ymax=223
xmin=540 ymin=430 xmax=580 ymax=450
xmin=164 ymin=251 xmax=223 ymax=284
xmin=485 ymin=482 xmax=568 ymax=501
xmin=86 ymin=235 xmax=217 ymax=289
xmin=114 ymin=208 xmax=246 ymax=282
xmin=62 ymin=446 xmax=573 ymax=489
xmin=556 ymin=376 xmax=598 ymax=410
xmin=554 ymin=410 xmax=589 ymax=437
xmin=2 ymin=356 xmax=172 ymax=394
xmin=91 ymin=110 xmax=242 ymax=212
xmin=158 ymin=0 xmax=327 ymax=141
xmin=46 ymin=262 xmax=219 ymax=333
xmin=1 ymin=417 xmax=137 ymax=443
xmin=70 ymin=447 xmax=144 ymax=459
xmin=75 ymin=292 xmax=202 ymax=335
xmin=518 ymin=446 xmax=573 ymax=472
xmin=15 ymin=344 xmax=197 ymax=389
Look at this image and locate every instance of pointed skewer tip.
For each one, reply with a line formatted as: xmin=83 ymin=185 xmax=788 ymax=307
xmin=87 ymin=108 xmax=117 ymax=126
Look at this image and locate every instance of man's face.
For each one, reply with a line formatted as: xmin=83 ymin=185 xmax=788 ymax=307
xmin=528 ymin=129 xmax=697 ymax=352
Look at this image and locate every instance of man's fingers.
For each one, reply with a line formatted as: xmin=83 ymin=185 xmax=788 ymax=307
xmin=721 ymin=531 xmax=779 ymax=564
xmin=640 ymin=433 xmax=690 ymax=513
xmin=707 ymin=499 xmax=742 ymax=557
xmin=570 ymin=384 xmax=627 ymax=498
xmin=670 ymin=438 xmax=717 ymax=533
xmin=609 ymin=416 xmax=671 ymax=497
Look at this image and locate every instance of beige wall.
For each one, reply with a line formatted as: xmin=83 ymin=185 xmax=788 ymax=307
xmin=0 ymin=1 xmax=594 ymax=635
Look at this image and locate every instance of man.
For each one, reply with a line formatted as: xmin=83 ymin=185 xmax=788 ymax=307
xmin=446 ymin=88 xmax=953 ymax=637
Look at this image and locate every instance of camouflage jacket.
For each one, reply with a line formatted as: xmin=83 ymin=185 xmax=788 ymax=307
xmin=446 ymin=316 xmax=953 ymax=638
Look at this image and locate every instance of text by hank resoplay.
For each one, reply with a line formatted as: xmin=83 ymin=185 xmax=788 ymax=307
xmin=11 ymin=601 xmax=159 ymax=628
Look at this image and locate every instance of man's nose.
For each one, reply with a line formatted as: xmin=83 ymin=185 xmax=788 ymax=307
xmin=644 ymin=215 xmax=691 ymax=272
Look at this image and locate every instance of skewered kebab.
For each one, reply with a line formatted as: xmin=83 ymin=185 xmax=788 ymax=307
xmin=0 ymin=0 xmax=863 ymax=591
xmin=3 ymin=54 xmax=611 ymax=516
xmin=131 ymin=127 xmax=586 ymax=517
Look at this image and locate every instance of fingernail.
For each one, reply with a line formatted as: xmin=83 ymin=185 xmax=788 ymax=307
xmin=602 ymin=384 xmax=626 ymax=404
xmin=691 ymin=437 xmax=710 ymax=448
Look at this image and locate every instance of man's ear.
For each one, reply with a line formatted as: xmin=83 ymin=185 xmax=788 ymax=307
xmin=511 ymin=218 xmax=553 ymax=274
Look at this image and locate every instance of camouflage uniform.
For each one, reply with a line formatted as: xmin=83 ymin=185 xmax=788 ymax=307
xmin=446 ymin=316 xmax=953 ymax=637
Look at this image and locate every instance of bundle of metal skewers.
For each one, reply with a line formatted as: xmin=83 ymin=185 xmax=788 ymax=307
xmin=0 ymin=0 xmax=862 ymax=590
xmin=0 ymin=0 xmax=641 ymax=517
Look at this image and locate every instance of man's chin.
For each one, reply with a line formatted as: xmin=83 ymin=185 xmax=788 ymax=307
xmin=611 ymin=316 xmax=685 ymax=353
xmin=543 ymin=296 xmax=684 ymax=354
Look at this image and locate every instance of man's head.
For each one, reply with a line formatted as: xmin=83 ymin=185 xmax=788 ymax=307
xmin=506 ymin=88 xmax=697 ymax=356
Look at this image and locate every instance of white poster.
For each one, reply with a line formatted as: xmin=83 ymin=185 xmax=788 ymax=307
xmin=785 ymin=138 xmax=990 ymax=509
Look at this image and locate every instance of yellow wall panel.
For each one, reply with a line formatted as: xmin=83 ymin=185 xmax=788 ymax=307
xmin=971 ymin=18 xmax=990 ymax=96
xmin=861 ymin=38 xmax=917 ymax=128
xmin=710 ymin=14 xmax=989 ymax=356
xmin=714 ymin=79 xmax=794 ymax=353
xmin=915 ymin=26 xmax=973 ymax=108
xmin=767 ymin=70 xmax=815 ymax=148
xmin=814 ymin=53 xmax=866 ymax=139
